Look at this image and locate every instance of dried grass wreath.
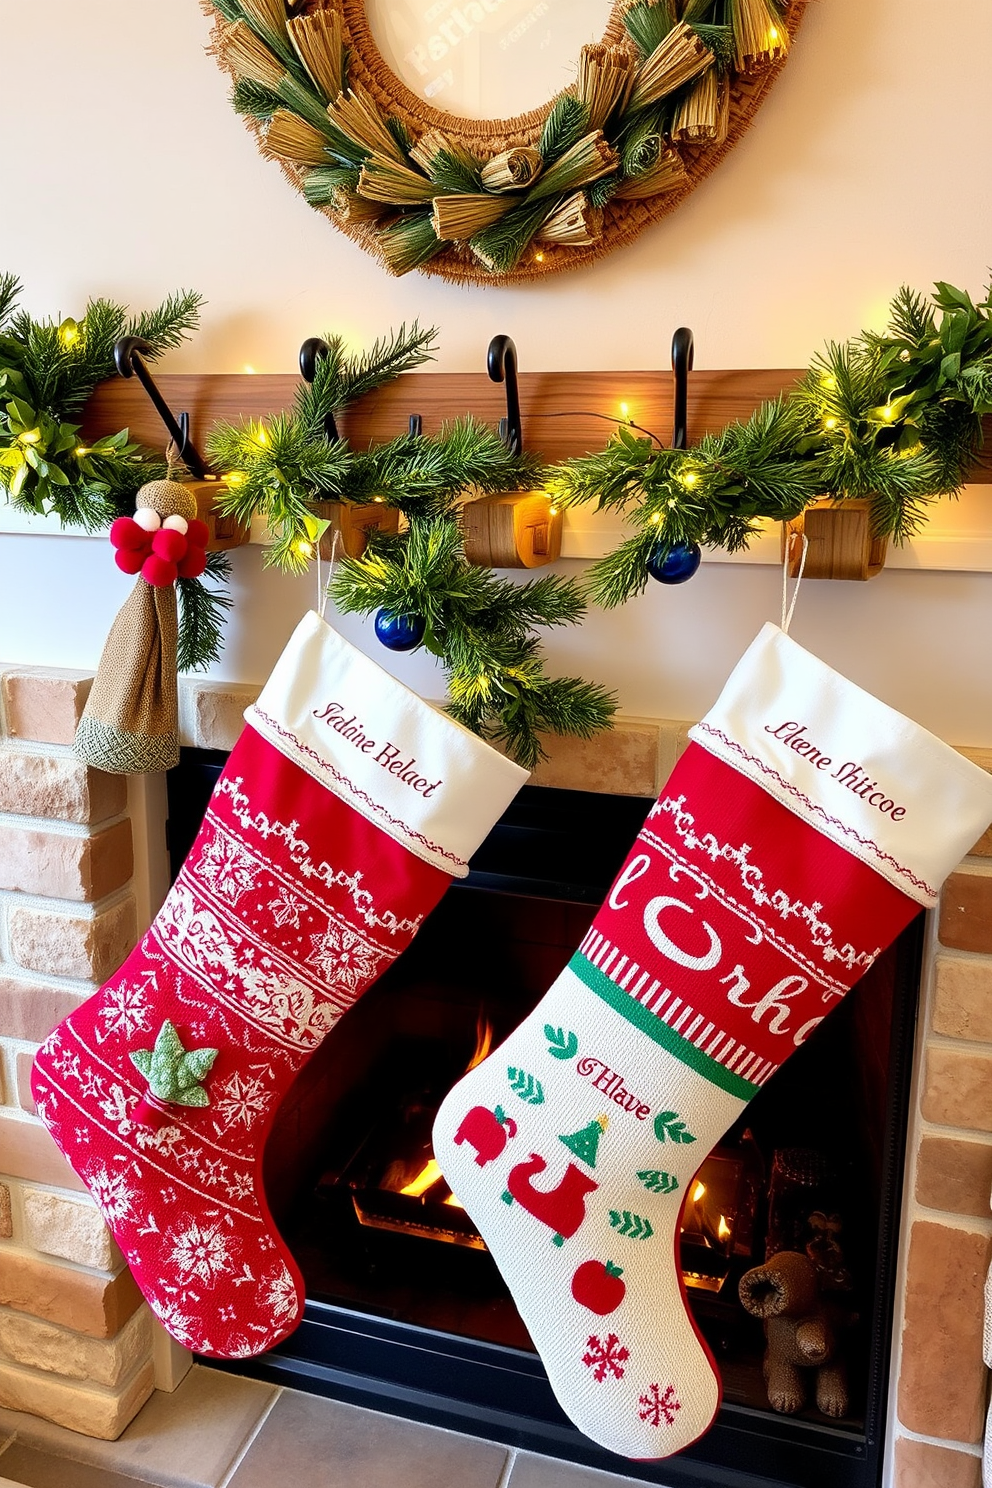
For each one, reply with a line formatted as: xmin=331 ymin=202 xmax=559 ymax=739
xmin=205 ymin=0 xmax=806 ymax=284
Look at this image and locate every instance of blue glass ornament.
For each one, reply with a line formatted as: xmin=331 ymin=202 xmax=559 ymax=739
xmin=374 ymin=608 xmax=426 ymax=651
xmin=646 ymin=540 xmax=701 ymax=585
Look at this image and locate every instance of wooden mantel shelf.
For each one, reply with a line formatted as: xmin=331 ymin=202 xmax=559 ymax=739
xmin=2 ymin=371 xmax=990 ymax=569
xmin=80 ymin=368 xmax=992 ymax=476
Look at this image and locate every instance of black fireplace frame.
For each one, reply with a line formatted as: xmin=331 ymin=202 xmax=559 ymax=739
xmin=169 ymin=751 xmax=923 ymax=1488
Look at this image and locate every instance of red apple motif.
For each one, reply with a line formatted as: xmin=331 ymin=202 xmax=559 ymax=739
xmin=571 ymin=1260 xmax=625 ymax=1315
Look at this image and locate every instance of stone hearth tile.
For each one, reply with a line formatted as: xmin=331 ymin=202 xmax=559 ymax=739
xmin=932 ymin=957 xmax=992 ymax=1042
xmin=225 ymin=1390 xmax=508 ymax=1488
xmin=0 ymin=1114 xmax=87 ymax=1192
xmin=920 ymin=1048 xmax=992 ymax=1132
xmin=528 ymin=723 xmax=661 ymax=798
xmin=0 ymin=1440 xmax=157 ymax=1487
xmin=897 ymin=1221 xmax=991 ymax=1442
xmin=893 ymin=1436 xmax=982 ymax=1487
xmin=1 ymin=671 xmax=93 ymax=748
xmin=8 ymin=898 xmax=137 ymax=984
xmin=0 ymin=979 xmax=88 ymax=1046
xmin=0 ymin=1366 xmax=276 ymax=1487
xmin=939 ymin=872 xmax=992 ymax=954
xmin=178 ymin=681 xmax=260 ymax=753
xmin=508 ymin=1451 xmax=652 ymax=1487
xmin=915 ymin=1135 xmax=992 ymax=1217
xmin=0 ymin=750 xmax=127 ymax=827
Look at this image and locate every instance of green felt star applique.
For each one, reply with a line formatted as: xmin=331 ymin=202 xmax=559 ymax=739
xmin=129 ymin=1020 xmax=218 ymax=1108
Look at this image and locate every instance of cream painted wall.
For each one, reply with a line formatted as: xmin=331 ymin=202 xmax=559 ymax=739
xmin=1 ymin=0 xmax=991 ymax=746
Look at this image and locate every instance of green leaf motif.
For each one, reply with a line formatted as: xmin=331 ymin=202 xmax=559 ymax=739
xmin=507 ymin=1066 xmax=545 ymax=1105
xmin=544 ymin=1024 xmax=579 ymax=1061
xmin=129 ymin=1020 xmax=218 ymax=1109
xmin=609 ymin=1209 xmax=654 ymax=1241
xmin=636 ymin=1169 xmax=679 ymax=1195
xmin=654 ymin=1110 xmax=696 ymax=1145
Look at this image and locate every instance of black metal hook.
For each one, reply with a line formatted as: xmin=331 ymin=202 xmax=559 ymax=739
xmin=487 ymin=334 xmax=522 ymax=457
xmin=299 ymin=337 xmax=340 ymax=442
xmin=408 ymin=414 xmax=422 ymax=437
xmin=671 ymin=327 xmax=694 ymax=451
xmin=114 ymin=337 xmax=208 ymax=479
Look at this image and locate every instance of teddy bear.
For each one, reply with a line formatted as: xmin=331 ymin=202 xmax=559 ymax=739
xmin=738 ymin=1250 xmax=851 ymax=1417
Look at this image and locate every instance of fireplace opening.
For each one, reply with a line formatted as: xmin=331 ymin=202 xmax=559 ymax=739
xmin=168 ymin=753 xmax=922 ymax=1488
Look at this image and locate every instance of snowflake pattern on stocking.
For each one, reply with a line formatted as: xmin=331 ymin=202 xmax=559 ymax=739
xmin=197 ymin=830 xmax=258 ymax=904
xmin=264 ymin=1264 xmax=298 ymax=1321
xmin=168 ymin=1218 xmax=236 ymax=1285
xmin=269 ymin=888 xmax=306 ymax=928
xmin=638 ymin=1383 xmax=681 ymax=1427
xmin=211 ymin=1069 xmax=273 ymax=1134
xmin=86 ymin=1164 xmax=137 ymax=1225
xmin=582 ymin=1333 xmax=630 ymax=1382
xmin=97 ymin=977 xmax=153 ymax=1044
xmin=309 ymin=920 xmax=386 ymax=992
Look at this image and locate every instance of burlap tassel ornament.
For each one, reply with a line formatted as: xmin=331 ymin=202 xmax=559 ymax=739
xmin=75 ymin=480 xmax=197 ymax=774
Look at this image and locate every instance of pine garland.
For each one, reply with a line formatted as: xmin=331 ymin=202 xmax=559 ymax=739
xmin=0 ymin=274 xmax=233 ymax=669
xmin=208 ymin=322 xmax=437 ymax=570
xmin=204 ymin=0 xmax=794 ymax=277
xmin=328 ymin=458 xmax=617 ymax=769
xmin=207 ymin=320 xmax=614 ymax=765
xmin=549 ymin=277 xmax=992 ymax=606
xmin=0 ymin=274 xmax=202 ymax=527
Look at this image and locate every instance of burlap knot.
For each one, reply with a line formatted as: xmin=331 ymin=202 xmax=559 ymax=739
xmin=74 ymin=480 xmax=197 ymax=774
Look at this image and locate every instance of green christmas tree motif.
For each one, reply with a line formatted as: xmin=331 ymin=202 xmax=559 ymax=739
xmin=129 ymin=1020 xmax=218 ymax=1108
xmin=559 ymin=1115 xmax=608 ymax=1169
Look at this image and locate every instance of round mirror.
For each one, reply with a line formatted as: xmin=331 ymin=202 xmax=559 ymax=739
xmin=364 ymin=0 xmax=616 ymax=121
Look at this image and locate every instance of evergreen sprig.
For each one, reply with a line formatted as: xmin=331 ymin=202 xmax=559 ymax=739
xmin=340 ymin=419 xmax=543 ymax=512
xmin=330 ymin=518 xmax=615 ymax=769
xmin=208 ymin=321 xmax=437 ymax=571
xmin=177 ymin=552 xmax=234 ymax=673
xmin=0 ymin=277 xmax=202 ymax=525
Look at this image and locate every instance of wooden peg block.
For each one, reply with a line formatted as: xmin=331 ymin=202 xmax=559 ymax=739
xmin=783 ymin=499 xmax=888 ymax=581
xmin=185 ymin=479 xmax=251 ymax=552
xmin=462 ymin=491 xmax=563 ymax=569
xmin=312 ymin=500 xmax=400 ymax=560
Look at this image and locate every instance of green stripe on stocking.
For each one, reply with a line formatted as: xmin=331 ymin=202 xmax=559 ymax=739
xmin=567 ymin=952 xmax=760 ymax=1102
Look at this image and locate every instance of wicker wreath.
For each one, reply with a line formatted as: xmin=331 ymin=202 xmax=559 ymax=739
xmin=206 ymin=0 xmax=806 ymax=285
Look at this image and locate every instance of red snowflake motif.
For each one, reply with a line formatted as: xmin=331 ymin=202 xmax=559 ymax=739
xmin=638 ymin=1382 xmax=681 ymax=1427
xmin=582 ymin=1333 xmax=630 ymax=1382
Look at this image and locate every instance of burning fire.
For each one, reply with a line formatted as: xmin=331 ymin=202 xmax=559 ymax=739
xmin=467 ymin=1011 xmax=493 ymax=1070
xmin=397 ymin=1012 xmax=493 ymax=1204
xmin=400 ymin=1159 xmax=444 ymax=1198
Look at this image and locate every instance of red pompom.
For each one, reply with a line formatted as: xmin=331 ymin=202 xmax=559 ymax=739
xmin=141 ymin=554 xmax=179 ymax=588
xmin=115 ymin=548 xmax=146 ymax=575
xmin=152 ymin=528 xmax=188 ymax=563
xmin=110 ymin=516 xmax=148 ymax=552
xmin=186 ymin=519 xmax=210 ymax=549
xmin=176 ymin=546 xmax=207 ymax=579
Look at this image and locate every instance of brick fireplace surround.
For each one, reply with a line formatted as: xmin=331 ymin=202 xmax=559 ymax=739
xmin=0 ymin=664 xmax=989 ymax=1488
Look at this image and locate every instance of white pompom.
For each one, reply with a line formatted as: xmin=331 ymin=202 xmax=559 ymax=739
xmin=133 ymin=508 xmax=162 ymax=532
xmin=162 ymin=515 xmax=189 ymax=534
